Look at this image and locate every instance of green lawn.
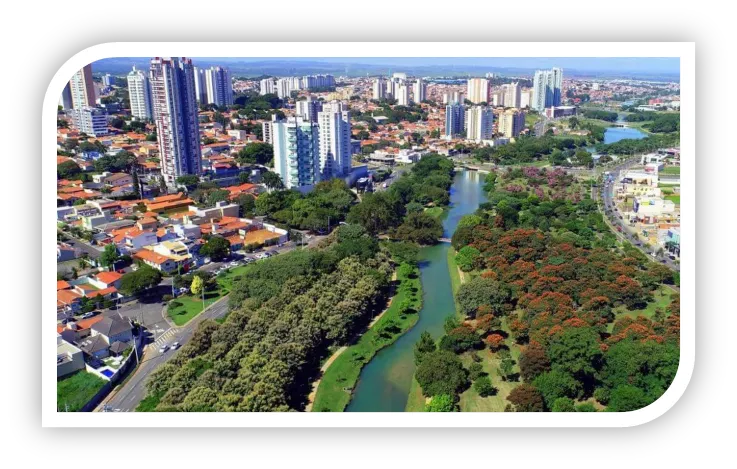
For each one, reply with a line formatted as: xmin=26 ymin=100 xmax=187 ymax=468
xmin=661 ymin=166 xmax=680 ymax=175
xmin=57 ymin=371 xmax=106 ymax=412
xmin=665 ymin=195 xmax=680 ymax=205
xmin=424 ymin=206 xmax=445 ymax=218
xmin=458 ymin=348 xmax=520 ymax=412
xmin=609 ymin=285 xmax=675 ymax=332
xmin=447 ymin=247 xmax=463 ymax=317
xmin=311 ymin=265 xmax=422 ymax=412
xmin=405 ymin=378 xmax=428 ymax=411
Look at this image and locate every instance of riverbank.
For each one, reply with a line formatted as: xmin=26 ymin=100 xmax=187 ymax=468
xmin=310 ymin=264 xmax=422 ymax=412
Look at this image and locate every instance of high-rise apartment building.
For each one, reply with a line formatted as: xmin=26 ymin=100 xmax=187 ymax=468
xmin=205 ymin=66 xmax=233 ymax=107
xmin=102 ymin=74 xmax=115 ymax=87
xmin=502 ymin=82 xmax=521 ymax=108
xmin=127 ymin=66 xmax=153 ymax=120
xmin=272 ymin=117 xmax=320 ymax=191
xmin=532 ymin=68 xmax=563 ymax=111
xmin=318 ymin=101 xmax=352 ymax=178
xmin=149 ymin=57 xmax=202 ymax=187
xmin=465 ymin=106 xmax=494 ymax=142
xmin=443 ymin=91 xmax=464 ymax=104
xmin=296 ymin=97 xmax=323 ymax=122
xmin=520 ymin=89 xmax=533 ymax=109
xmin=69 ymin=64 xmax=96 ymax=109
xmin=70 ymin=107 xmax=108 ymax=137
xmin=260 ymin=78 xmax=276 ymax=95
xmin=413 ymin=78 xmax=426 ymax=103
xmin=60 ymin=83 xmax=74 ymax=110
xmin=396 ymin=84 xmax=410 ymax=106
xmin=372 ymin=77 xmax=385 ymax=100
xmin=445 ymin=103 xmax=465 ymax=138
xmin=491 ymin=89 xmax=505 ymax=107
xmin=276 ymin=78 xmax=293 ymax=99
xmin=193 ymin=67 xmax=208 ymax=104
xmin=498 ymin=109 xmax=526 ymax=138
xmin=467 ymin=78 xmax=490 ymax=104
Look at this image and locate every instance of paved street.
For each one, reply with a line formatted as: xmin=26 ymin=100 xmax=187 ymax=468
xmin=60 ymin=233 xmax=102 ymax=259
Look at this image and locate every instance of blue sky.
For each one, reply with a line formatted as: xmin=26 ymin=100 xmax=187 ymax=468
xmin=200 ymin=57 xmax=679 ymax=74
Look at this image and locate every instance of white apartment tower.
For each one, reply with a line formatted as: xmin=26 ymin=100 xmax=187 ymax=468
xmin=205 ymin=66 xmax=233 ymax=107
xmin=396 ymin=84 xmax=410 ymax=106
xmin=318 ymin=101 xmax=352 ymax=178
xmin=272 ymin=117 xmax=320 ymax=191
xmin=372 ymin=77 xmax=386 ymax=100
xmin=260 ymin=78 xmax=276 ymax=95
xmin=520 ymin=89 xmax=533 ymax=109
xmin=502 ymin=82 xmax=521 ymax=108
xmin=71 ymin=107 xmax=108 ymax=137
xmin=149 ymin=57 xmax=202 ymax=187
xmin=193 ymin=67 xmax=208 ymax=104
xmin=413 ymin=78 xmax=426 ymax=103
xmin=127 ymin=66 xmax=153 ymax=120
xmin=467 ymin=78 xmax=490 ymax=104
xmin=498 ymin=109 xmax=526 ymax=138
xmin=532 ymin=68 xmax=563 ymax=111
xmin=69 ymin=64 xmax=96 ymax=109
xmin=465 ymin=106 xmax=494 ymax=142
xmin=296 ymin=97 xmax=323 ymax=122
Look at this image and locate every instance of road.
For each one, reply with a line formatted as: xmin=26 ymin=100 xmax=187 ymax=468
xmin=597 ymin=158 xmax=680 ymax=272
xmin=59 ymin=232 xmax=102 ymax=259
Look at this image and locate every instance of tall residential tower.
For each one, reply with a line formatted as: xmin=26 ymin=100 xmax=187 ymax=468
xmin=127 ymin=66 xmax=153 ymax=120
xmin=69 ymin=64 xmax=96 ymax=109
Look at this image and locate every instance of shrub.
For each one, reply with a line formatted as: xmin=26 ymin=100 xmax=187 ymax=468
xmin=473 ymin=375 xmax=496 ymax=397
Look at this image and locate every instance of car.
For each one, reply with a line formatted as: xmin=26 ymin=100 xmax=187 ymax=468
xmin=170 ymin=341 xmax=180 ymax=350
xmin=179 ymin=287 xmax=188 ymax=294
xmin=230 ymin=261 xmax=238 ymax=267
xmin=81 ymin=312 xmax=96 ymax=319
xmin=159 ymin=344 xmax=169 ymax=353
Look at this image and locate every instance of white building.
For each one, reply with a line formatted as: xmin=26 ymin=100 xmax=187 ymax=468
xmin=318 ymin=101 xmax=352 ymax=178
xmin=262 ymin=115 xmax=276 ymax=144
xmin=149 ymin=57 xmax=202 ymax=187
xmin=520 ymin=89 xmax=533 ymax=109
xmin=532 ymin=68 xmax=563 ymax=111
xmin=296 ymin=97 xmax=323 ymax=122
xmin=70 ymin=107 xmax=108 ymax=137
xmin=502 ymin=82 xmax=521 ymax=108
xmin=443 ymin=91 xmax=464 ymax=104
xmin=127 ymin=66 xmax=153 ymax=120
xmin=205 ymin=66 xmax=233 ymax=107
xmin=69 ymin=64 xmax=96 ymax=109
xmin=395 ymin=149 xmax=422 ymax=164
xmin=276 ymin=78 xmax=293 ymax=99
xmin=396 ymin=84 xmax=410 ymax=106
xmin=413 ymin=78 xmax=426 ymax=103
xmin=372 ymin=77 xmax=385 ymax=100
xmin=260 ymin=78 xmax=276 ymax=95
xmin=465 ymin=106 xmax=494 ymax=142
xmin=193 ymin=67 xmax=208 ymax=104
xmin=272 ymin=117 xmax=320 ymax=191
xmin=467 ymin=78 xmax=490 ymax=104
xmin=498 ymin=109 xmax=526 ymax=138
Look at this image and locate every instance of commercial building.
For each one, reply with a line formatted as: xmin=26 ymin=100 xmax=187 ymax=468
xmin=413 ymin=78 xmax=426 ymax=103
xmin=70 ymin=107 xmax=108 ymax=137
xmin=127 ymin=66 xmax=153 ymax=120
xmin=272 ymin=117 xmax=320 ymax=191
xmin=532 ymin=67 xmax=563 ymax=111
xmin=318 ymin=101 xmax=352 ymax=178
xmin=205 ymin=66 xmax=233 ymax=107
xmin=466 ymin=78 xmax=490 ymax=104
xmin=149 ymin=57 xmax=202 ymax=187
xmin=372 ymin=77 xmax=385 ymax=100
xmin=296 ymin=97 xmax=323 ymax=122
xmin=69 ymin=64 xmax=96 ymax=109
xmin=445 ymin=103 xmax=465 ymax=138
xmin=502 ymin=82 xmax=521 ymax=108
xmin=465 ymin=106 xmax=494 ymax=142
xmin=498 ymin=109 xmax=526 ymax=138
xmin=545 ymin=105 xmax=577 ymax=119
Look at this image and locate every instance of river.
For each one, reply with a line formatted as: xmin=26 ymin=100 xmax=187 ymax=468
xmin=346 ymin=170 xmax=488 ymax=412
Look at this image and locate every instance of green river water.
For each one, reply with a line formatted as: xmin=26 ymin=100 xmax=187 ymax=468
xmin=346 ymin=170 xmax=488 ymax=412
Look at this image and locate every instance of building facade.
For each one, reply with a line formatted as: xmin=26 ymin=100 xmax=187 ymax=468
xmin=372 ymin=77 xmax=385 ymax=100
xmin=396 ymin=84 xmax=410 ymax=106
xmin=502 ymin=82 xmax=521 ymax=108
xmin=466 ymin=106 xmax=494 ymax=142
xmin=205 ymin=66 xmax=233 ymax=107
xmin=71 ymin=107 xmax=108 ymax=137
xmin=127 ymin=66 xmax=153 ymax=120
xmin=193 ymin=67 xmax=208 ymax=104
xmin=296 ymin=97 xmax=323 ymax=122
xmin=69 ymin=64 xmax=96 ymax=109
xmin=498 ymin=109 xmax=526 ymax=138
xmin=272 ymin=117 xmax=321 ymax=190
xmin=149 ymin=57 xmax=202 ymax=187
xmin=318 ymin=101 xmax=352 ymax=178
xmin=532 ymin=67 xmax=563 ymax=111
xmin=413 ymin=78 xmax=426 ymax=103
xmin=445 ymin=103 xmax=466 ymax=138
xmin=466 ymin=78 xmax=490 ymax=104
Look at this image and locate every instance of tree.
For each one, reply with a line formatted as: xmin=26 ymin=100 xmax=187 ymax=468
xmin=414 ymin=331 xmax=437 ymax=365
xmin=237 ymin=142 xmax=274 ymax=166
xmin=532 ymin=370 xmax=580 ymax=409
xmin=506 ymin=383 xmax=544 ymax=412
xmin=199 ymin=235 xmax=230 ymax=262
xmin=94 ymin=151 xmax=136 ymax=173
xmin=238 ymin=172 xmax=251 ymax=184
xmin=456 ymin=276 xmax=513 ymax=318
xmin=119 ymin=266 xmax=162 ymax=297
xmin=99 ymin=244 xmax=120 ymax=268
xmin=347 ymin=192 xmax=401 ymax=235
xmin=191 ymin=276 xmax=204 ymax=296
xmin=426 ymin=394 xmax=455 ymax=412
xmin=57 ymin=160 xmax=81 ymax=179
xmin=261 ymin=171 xmax=284 ymax=191
xmin=236 ymin=193 xmax=256 ymax=217
xmin=547 ymin=327 xmax=602 ymax=381
xmin=455 ymin=246 xmax=481 ymax=272
xmin=519 ymin=342 xmax=551 ymax=382
xmin=206 ymin=189 xmax=230 ymax=207
xmin=439 ymin=326 xmax=482 ymax=353
xmin=551 ymin=397 xmax=576 ymax=412
xmin=607 ymin=385 xmax=650 ymax=412
xmin=415 ymin=350 xmax=469 ymax=397
xmin=473 ymin=375 xmax=495 ymax=397
xmin=176 ymin=174 xmax=200 ymax=188
xmin=485 ymin=333 xmax=505 ymax=351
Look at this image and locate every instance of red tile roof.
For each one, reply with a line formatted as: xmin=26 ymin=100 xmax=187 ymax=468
xmin=96 ymin=271 xmax=122 ymax=284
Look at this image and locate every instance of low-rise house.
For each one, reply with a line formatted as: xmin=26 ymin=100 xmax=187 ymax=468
xmin=91 ymin=314 xmax=133 ymax=345
xmin=57 ymin=334 xmax=85 ymax=377
xmin=133 ymin=248 xmax=178 ymax=273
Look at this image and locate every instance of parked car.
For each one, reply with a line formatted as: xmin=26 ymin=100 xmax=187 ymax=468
xmin=159 ymin=344 xmax=169 ymax=353
xmin=170 ymin=341 xmax=180 ymax=350
xmin=81 ymin=312 xmax=96 ymax=319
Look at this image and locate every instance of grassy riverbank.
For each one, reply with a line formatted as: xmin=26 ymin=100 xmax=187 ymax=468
xmin=311 ymin=263 xmax=423 ymax=412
